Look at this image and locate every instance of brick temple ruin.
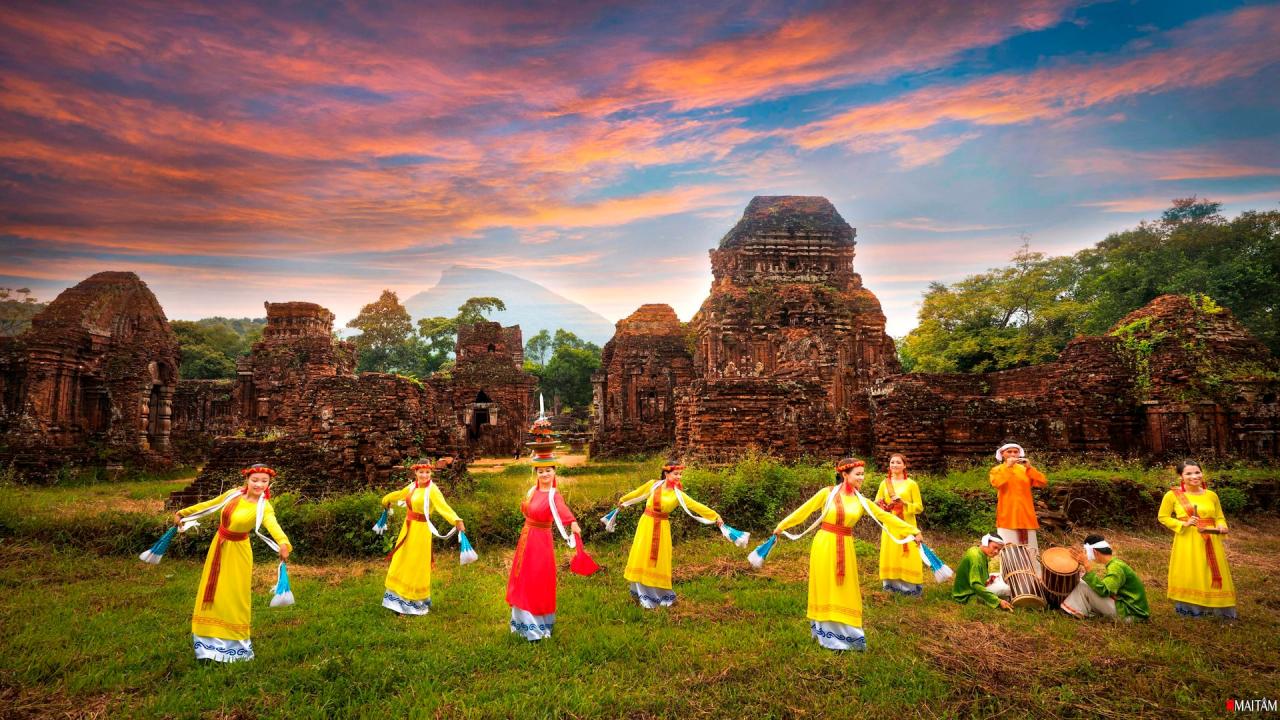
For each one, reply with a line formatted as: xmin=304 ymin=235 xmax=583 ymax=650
xmin=0 ymin=274 xmax=536 ymax=494
xmin=4 ymin=196 xmax=1278 ymax=485
xmin=590 ymin=196 xmax=1280 ymax=468
xmin=0 ymin=272 xmax=180 ymax=469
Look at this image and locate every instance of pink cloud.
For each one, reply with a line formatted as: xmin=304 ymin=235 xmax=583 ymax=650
xmin=1078 ymin=190 xmax=1280 ymax=213
xmin=788 ymin=5 xmax=1280 ymax=164
xmin=561 ymin=0 xmax=1083 ymax=115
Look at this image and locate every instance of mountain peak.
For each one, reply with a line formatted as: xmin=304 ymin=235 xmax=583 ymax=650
xmin=403 ymin=268 xmax=614 ymax=347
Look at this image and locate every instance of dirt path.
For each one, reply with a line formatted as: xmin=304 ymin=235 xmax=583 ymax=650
xmin=468 ymin=453 xmax=587 ymax=473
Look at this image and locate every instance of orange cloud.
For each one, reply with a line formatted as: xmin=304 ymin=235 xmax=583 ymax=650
xmin=1058 ymin=147 xmax=1280 ymax=181
xmin=1078 ymin=190 xmax=1280 ymax=213
xmin=562 ymin=0 xmax=1081 ymax=115
xmin=788 ymin=5 xmax=1280 ymax=163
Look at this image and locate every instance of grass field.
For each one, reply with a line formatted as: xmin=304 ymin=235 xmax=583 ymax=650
xmin=2 ymin=459 xmax=1278 ymax=718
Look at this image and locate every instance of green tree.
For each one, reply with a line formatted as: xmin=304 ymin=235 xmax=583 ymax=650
xmin=415 ymin=297 xmax=508 ymax=373
xmin=551 ymin=328 xmax=600 ymax=355
xmin=900 ymin=198 xmax=1280 ymax=371
xmin=524 ymin=329 xmax=551 ymax=367
xmin=178 ymin=342 xmax=238 ymax=379
xmin=899 ymin=244 xmax=1087 ymax=372
xmin=1074 ymin=199 xmax=1279 ymax=351
xmin=171 ymin=318 xmax=265 ymax=379
xmin=0 ymin=287 xmax=46 ymax=336
xmin=541 ymin=345 xmax=601 ymax=410
xmin=348 ymin=289 xmax=412 ymax=371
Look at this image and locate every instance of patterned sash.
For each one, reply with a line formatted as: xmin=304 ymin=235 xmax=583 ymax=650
xmin=386 ymin=487 xmax=420 ymax=561
xmin=823 ymin=495 xmax=852 ymax=585
xmin=1173 ymin=490 xmax=1222 ymax=589
xmin=202 ymin=496 xmax=246 ymax=608
xmin=645 ymin=505 xmax=670 ymax=563
xmin=884 ymin=476 xmax=909 ymax=556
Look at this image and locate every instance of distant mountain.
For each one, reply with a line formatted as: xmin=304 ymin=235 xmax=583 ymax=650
xmin=403 ymin=266 xmax=616 ymax=347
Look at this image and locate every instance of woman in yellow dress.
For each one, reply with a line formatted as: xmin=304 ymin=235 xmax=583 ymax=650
xmin=772 ymin=458 xmax=921 ymax=651
xmin=875 ymin=453 xmax=924 ymax=596
xmin=380 ymin=457 xmax=465 ymax=615
xmin=1158 ymin=460 xmax=1236 ymax=619
xmin=612 ymin=463 xmax=725 ymax=609
xmin=171 ymin=463 xmax=291 ymax=662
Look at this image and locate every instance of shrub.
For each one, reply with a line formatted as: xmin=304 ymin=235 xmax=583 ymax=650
xmin=1216 ymin=486 xmax=1248 ymax=516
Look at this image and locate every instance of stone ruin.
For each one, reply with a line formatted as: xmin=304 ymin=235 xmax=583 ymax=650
xmin=448 ymin=321 xmax=537 ymax=457
xmin=590 ymin=195 xmax=1280 ymax=468
xmin=4 ymin=197 xmax=1277 ymax=482
xmin=0 ymin=272 xmax=180 ymax=473
xmin=590 ymin=304 xmax=694 ymax=458
xmin=0 ymin=280 xmax=538 ymax=496
xmin=675 ymin=196 xmax=900 ymax=461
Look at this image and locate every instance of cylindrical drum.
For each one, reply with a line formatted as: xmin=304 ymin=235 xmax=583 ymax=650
xmin=1001 ymin=544 xmax=1047 ymax=610
xmin=1040 ymin=547 xmax=1082 ymax=602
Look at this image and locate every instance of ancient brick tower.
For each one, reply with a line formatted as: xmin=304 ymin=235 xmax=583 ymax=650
xmin=0 ymin=271 xmax=180 ymax=471
xmin=449 ymin=321 xmax=537 ymax=456
xmin=590 ymin=304 xmax=694 ymax=458
xmin=236 ymin=301 xmax=357 ymax=430
xmin=674 ymin=196 xmax=900 ymax=460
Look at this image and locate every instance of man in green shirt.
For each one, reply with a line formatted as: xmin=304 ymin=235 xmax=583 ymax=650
xmin=1060 ymin=534 xmax=1149 ymax=621
xmin=952 ymin=533 xmax=1013 ymax=611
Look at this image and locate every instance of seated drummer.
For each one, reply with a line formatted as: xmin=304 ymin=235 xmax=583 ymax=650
xmin=1061 ymin=534 xmax=1150 ymax=621
xmin=953 ymin=533 xmax=1013 ymax=611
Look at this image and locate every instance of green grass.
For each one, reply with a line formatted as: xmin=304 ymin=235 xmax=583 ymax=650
xmin=3 ymin=454 xmax=1280 ymax=717
xmin=2 ymin=516 xmax=1278 ymax=718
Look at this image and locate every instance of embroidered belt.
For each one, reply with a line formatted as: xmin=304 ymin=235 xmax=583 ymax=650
xmin=821 ymin=523 xmax=853 ymax=585
xmin=524 ymin=519 xmax=554 ymax=530
xmin=386 ymin=508 xmax=434 ymax=562
xmin=202 ymin=527 xmax=250 ymax=607
xmin=647 ymin=509 xmax=671 ymax=563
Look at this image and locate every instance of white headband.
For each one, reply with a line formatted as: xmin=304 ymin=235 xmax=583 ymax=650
xmin=995 ymin=443 xmax=1024 ymax=461
xmin=1084 ymin=540 xmax=1112 ymax=562
xmin=981 ymin=534 xmax=1003 ymax=548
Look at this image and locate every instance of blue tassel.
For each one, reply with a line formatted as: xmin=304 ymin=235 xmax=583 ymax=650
xmin=371 ymin=508 xmax=390 ymax=535
xmin=601 ymin=507 xmax=619 ymax=532
xmin=270 ymin=561 xmax=295 ymax=607
xmin=920 ymin=542 xmax=954 ymax=583
xmin=458 ymin=531 xmax=478 ymax=565
xmin=720 ymin=523 xmax=751 ymax=548
xmin=748 ymin=535 xmax=778 ymax=568
xmin=139 ymin=526 xmax=178 ymax=564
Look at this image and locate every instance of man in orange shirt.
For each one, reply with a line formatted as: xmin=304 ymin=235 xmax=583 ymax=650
xmin=989 ymin=442 xmax=1047 ymax=553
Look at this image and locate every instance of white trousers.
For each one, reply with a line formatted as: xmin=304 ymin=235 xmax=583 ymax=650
xmin=997 ymin=527 xmax=1039 ymax=553
xmin=1060 ymin=581 xmax=1117 ymax=619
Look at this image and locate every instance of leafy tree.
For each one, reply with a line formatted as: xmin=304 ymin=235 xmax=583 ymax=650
xmin=415 ymin=297 xmax=508 ymax=373
xmin=899 ymin=243 xmax=1087 ymax=372
xmin=0 ymin=287 xmax=46 ymax=336
xmin=551 ymin=328 xmax=600 ymax=355
xmin=178 ymin=342 xmax=238 ymax=379
xmin=541 ymin=345 xmax=601 ymax=410
xmin=347 ymin=290 xmax=413 ymax=360
xmin=524 ymin=329 xmax=551 ymax=367
xmin=900 ymin=198 xmax=1280 ymax=371
xmin=171 ymin=317 xmax=265 ymax=379
xmin=1073 ymin=199 xmax=1279 ymax=351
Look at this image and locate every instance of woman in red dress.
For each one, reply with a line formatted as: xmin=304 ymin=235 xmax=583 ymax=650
xmin=507 ymin=418 xmax=582 ymax=641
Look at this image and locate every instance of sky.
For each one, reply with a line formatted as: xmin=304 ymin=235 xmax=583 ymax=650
xmin=2 ymin=0 xmax=1278 ymax=337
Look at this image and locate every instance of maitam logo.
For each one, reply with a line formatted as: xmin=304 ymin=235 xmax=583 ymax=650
xmin=1227 ymin=698 xmax=1278 ymax=713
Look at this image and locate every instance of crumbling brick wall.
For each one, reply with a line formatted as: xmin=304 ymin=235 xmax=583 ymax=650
xmin=590 ymin=304 xmax=693 ymax=458
xmin=449 ymin=321 xmax=536 ymax=457
xmin=0 ymin=272 xmax=180 ymax=474
xmin=674 ymin=196 xmax=900 ymax=462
